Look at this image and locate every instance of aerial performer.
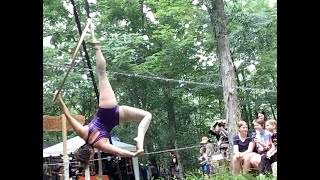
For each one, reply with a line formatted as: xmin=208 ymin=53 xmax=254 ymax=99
xmin=54 ymin=39 xmax=152 ymax=165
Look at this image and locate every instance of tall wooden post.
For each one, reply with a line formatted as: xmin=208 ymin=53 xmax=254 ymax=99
xmin=91 ymin=100 xmax=103 ymax=180
xmin=97 ymin=150 xmax=103 ymax=180
xmin=85 ymin=165 xmax=90 ymax=180
xmin=61 ymin=114 xmax=69 ymax=180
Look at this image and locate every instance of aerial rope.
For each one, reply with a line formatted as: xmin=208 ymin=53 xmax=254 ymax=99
xmin=67 ymin=0 xmax=99 ymax=103
xmin=53 ymin=0 xmax=99 ymax=103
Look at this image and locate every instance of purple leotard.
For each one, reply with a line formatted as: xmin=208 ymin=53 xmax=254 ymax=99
xmin=86 ymin=105 xmax=120 ymax=146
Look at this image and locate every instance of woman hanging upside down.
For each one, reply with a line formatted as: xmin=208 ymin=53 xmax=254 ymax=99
xmin=54 ymin=40 xmax=152 ymax=165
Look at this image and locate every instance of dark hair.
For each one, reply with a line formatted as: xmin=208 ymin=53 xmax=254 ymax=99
xmin=256 ymin=110 xmax=268 ymax=121
xmin=200 ymin=146 xmax=206 ymax=153
xmin=254 ymin=118 xmax=265 ymax=128
xmin=74 ymin=144 xmax=93 ymax=166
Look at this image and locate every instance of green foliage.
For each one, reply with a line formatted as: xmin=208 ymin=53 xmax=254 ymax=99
xmin=177 ymin=170 xmax=275 ymax=180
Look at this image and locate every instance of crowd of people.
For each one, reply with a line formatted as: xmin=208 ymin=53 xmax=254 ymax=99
xmin=198 ymin=110 xmax=277 ymax=179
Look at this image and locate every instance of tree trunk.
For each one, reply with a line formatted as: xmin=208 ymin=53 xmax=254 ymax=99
xmin=240 ymin=71 xmax=254 ymax=128
xmin=218 ymin=98 xmax=224 ymax=117
xmin=129 ymin=84 xmax=141 ymax=107
xmin=165 ymin=85 xmax=183 ymax=179
xmin=269 ymin=102 xmax=276 ymax=120
xmin=232 ymin=57 xmax=247 ymax=124
xmin=139 ymin=0 xmax=145 ymax=34
xmin=174 ymin=140 xmax=183 ymax=178
xmin=90 ymin=96 xmax=95 ymax=121
xmin=207 ymin=0 xmax=241 ymax=157
xmin=270 ymin=73 xmax=277 ymax=89
xmin=145 ymin=139 xmax=159 ymax=179
xmin=149 ymin=154 xmax=159 ymax=178
xmin=248 ymin=102 xmax=253 ymax=129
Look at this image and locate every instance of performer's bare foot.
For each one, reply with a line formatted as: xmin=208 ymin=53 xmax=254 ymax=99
xmin=135 ymin=149 xmax=144 ymax=157
xmin=134 ymin=137 xmax=144 ymax=156
xmin=88 ymin=40 xmax=101 ymax=50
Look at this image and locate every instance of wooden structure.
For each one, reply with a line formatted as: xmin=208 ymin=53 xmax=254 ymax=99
xmin=43 ymin=114 xmax=85 ymax=180
xmin=43 ymin=114 xmax=85 ymax=131
xmin=43 ymin=136 xmax=139 ymax=180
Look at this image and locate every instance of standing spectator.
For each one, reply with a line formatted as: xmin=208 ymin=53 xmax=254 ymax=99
xmin=208 ymin=119 xmax=229 ymax=159
xmin=200 ymin=136 xmax=217 ymax=175
xmin=199 ymin=147 xmax=210 ymax=179
xmin=169 ymin=151 xmax=182 ymax=180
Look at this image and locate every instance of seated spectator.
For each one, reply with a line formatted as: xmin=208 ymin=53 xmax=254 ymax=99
xmin=250 ymin=119 xmax=272 ymax=170
xmin=259 ymin=119 xmax=277 ymax=177
xmin=232 ymin=121 xmax=256 ymax=175
xmin=253 ymin=110 xmax=268 ymax=124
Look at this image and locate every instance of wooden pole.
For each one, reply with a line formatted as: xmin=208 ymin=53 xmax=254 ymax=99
xmin=61 ymin=114 xmax=70 ymax=180
xmin=90 ymin=100 xmax=103 ymax=180
xmin=53 ymin=19 xmax=91 ymax=102
xmin=97 ymin=150 xmax=103 ymax=180
xmin=85 ymin=165 xmax=90 ymax=180
xmin=89 ymin=19 xmax=96 ymax=42
xmin=132 ymin=157 xmax=140 ymax=180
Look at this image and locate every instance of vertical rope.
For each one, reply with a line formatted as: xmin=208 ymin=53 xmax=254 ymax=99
xmin=70 ymin=0 xmax=100 ymax=103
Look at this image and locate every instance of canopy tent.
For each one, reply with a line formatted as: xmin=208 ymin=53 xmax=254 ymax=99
xmin=43 ymin=136 xmax=139 ymax=180
xmin=43 ymin=141 xmax=51 ymax=149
